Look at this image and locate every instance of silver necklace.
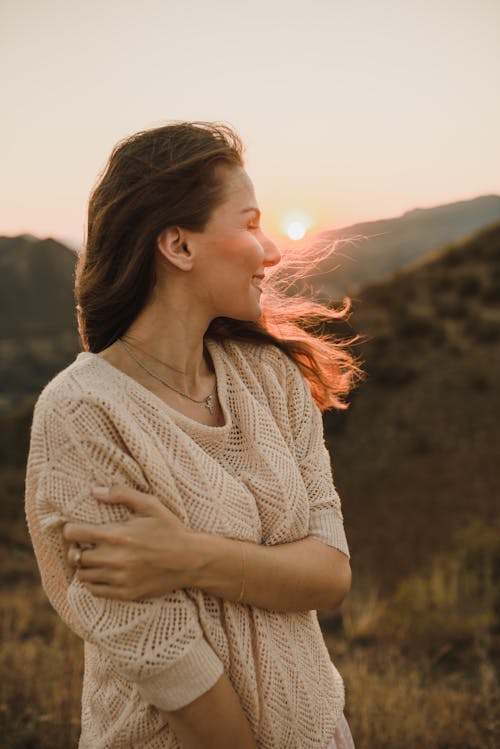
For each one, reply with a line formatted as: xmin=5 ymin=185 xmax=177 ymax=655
xmin=118 ymin=338 xmax=217 ymax=414
xmin=121 ymin=334 xmax=186 ymax=374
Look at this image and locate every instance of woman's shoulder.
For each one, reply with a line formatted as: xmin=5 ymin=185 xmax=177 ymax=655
xmin=33 ymin=352 xmax=124 ymax=421
xmin=214 ymin=336 xmax=305 ymax=392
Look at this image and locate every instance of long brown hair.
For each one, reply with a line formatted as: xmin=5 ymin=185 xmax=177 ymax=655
xmin=76 ymin=120 xmax=365 ymax=410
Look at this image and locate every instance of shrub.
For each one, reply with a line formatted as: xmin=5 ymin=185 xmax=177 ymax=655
xmin=431 ymin=273 xmax=454 ymax=293
xmin=369 ymin=357 xmax=417 ymax=387
xmin=457 ymin=274 xmax=482 ymax=297
xmin=442 ymin=249 xmax=464 ymax=267
xmin=387 ymin=522 xmax=500 ymax=652
xmin=394 ymin=312 xmax=436 ymax=338
xmin=0 ymin=468 xmax=26 ymax=523
xmin=468 ymin=373 xmax=490 ymax=392
xmin=409 ymin=430 xmax=433 ymax=454
xmin=464 ymin=313 xmax=500 ymax=343
xmin=435 ymin=297 xmax=467 ymax=319
xmin=481 ymin=276 xmax=500 ymax=305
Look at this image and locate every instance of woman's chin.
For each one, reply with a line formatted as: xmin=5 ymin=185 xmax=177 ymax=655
xmin=226 ymin=306 xmax=263 ymax=324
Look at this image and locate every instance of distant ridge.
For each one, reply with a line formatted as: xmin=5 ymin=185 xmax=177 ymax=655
xmin=401 ymin=193 xmax=500 ymax=217
xmin=0 ymin=235 xmax=77 ymax=338
xmin=312 ymin=194 xmax=500 ymax=298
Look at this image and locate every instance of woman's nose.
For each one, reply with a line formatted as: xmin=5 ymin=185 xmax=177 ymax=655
xmin=263 ymin=235 xmax=281 ymax=267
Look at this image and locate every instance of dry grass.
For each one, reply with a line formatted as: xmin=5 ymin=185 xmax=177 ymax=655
xmin=0 ymin=585 xmax=83 ymax=749
xmin=336 ymin=645 xmax=498 ymax=749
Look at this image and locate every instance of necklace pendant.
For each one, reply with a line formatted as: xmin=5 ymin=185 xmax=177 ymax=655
xmin=205 ymin=394 xmax=214 ymax=414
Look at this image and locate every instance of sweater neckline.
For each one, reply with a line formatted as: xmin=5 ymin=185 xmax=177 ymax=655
xmin=76 ymin=338 xmax=232 ymax=433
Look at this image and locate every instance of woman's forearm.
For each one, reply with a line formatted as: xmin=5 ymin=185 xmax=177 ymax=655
xmin=189 ymin=533 xmax=351 ymax=612
xmin=64 ymin=485 xmax=351 ymax=609
xmin=164 ymin=671 xmax=257 ymax=749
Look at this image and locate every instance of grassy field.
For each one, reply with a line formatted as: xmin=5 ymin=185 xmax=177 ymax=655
xmin=1 ymin=499 xmax=498 ymax=749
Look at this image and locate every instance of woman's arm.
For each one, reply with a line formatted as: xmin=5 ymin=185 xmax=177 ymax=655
xmin=26 ymin=394 xmax=225 ymax=713
xmin=164 ymin=672 xmax=258 ymax=749
xmin=68 ymin=485 xmax=351 ymax=612
xmin=192 ymin=532 xmax=351 ymax=613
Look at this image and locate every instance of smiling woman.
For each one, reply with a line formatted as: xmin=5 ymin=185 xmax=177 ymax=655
xmin=151 ymin=164 xmax=281 ymax=327
xmin=24 ymin=120 xmax=363 ymax=749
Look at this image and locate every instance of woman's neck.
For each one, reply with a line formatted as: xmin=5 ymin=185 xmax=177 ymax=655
xmin=104 ymin=292 xmax=215 ymax=393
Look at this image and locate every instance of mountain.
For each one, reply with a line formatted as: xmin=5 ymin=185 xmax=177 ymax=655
xmin=0 ymin=235 xmax=79 ymax=408
xmin=0 ymin=235 xmax=77 ymax=338
xmin=310 ymin=194 xmax=500 ymax=299
xmin=323 ymin=219 xmax=500 ymax=591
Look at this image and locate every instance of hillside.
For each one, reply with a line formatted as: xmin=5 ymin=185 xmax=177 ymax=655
xmin=0 ymin=235 xmax=77 ymax=337
xmin=323 ymin=219 xmax=500 ymax=591
xmin=311 ymin=193 xmax=500 ymax=299
xmin=0 ymin=235 xmax=80 ymax=408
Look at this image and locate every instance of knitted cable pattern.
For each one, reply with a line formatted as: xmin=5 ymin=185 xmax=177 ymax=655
xmin=25 ymin=338 xmax=350 ymax=749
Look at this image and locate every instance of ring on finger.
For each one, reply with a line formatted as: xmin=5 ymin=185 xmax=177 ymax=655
xmin=74 ymin=547 xmax=83 ymax=569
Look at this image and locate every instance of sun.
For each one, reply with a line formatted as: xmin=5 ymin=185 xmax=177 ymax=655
xmin=282 ymin=213 xmax=312 ymax=241
xmin=286 ymin=221 xmax=306 ymax=240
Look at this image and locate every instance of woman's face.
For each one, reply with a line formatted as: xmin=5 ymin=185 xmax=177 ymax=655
xmin=189 ymin=165 xmax=282 ymax=322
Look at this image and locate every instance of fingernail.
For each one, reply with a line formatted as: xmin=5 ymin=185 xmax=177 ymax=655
xmin=92 ymin=486 xmax=110 ymax=498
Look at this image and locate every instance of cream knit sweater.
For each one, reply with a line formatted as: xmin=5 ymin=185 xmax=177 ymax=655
xmin=25 ymin=337 xmax=350 ymax=749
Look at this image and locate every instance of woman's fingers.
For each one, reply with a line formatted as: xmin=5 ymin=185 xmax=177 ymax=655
xmin=79 ymin=580 xmax=146 ymax=601
xmin=62 ymin=485 xmax=193 ymax=600
xmin=92 ymin=485 xmax=163 ymax=517
xmin=76 ymin=566 xmax=109 ymax=582
xmin=76 ymin=566 xmax=124 ymax=584
xmin=63 ymin=487 xmax=185 ymax=551
xmin=81 ymin=582 xmax=129 ymax=599
xmin=67 ymin=541 xmax=121 ymax=570
xmin=63 ymin=521 xmax=117 ymax=545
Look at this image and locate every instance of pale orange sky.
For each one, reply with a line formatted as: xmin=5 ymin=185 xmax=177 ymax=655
xmin=1 ymin=0 xmax=499 ymax=248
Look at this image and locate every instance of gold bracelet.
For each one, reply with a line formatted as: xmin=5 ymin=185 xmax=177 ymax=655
xmin=237 ymin=543 xmax=246 ymax=603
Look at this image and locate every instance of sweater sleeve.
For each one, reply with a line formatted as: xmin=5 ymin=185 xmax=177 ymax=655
xmin=267 ymin=347 xmax=350 ymax=558
xmin=25 ymin=390 xmax=224 ymax=712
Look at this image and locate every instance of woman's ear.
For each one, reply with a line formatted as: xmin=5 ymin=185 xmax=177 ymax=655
xmin=156 ymin=227 xmax=194 ymax=271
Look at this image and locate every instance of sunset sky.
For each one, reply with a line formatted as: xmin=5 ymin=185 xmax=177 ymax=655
xmin=1 ymin=0 xmax=499 ymax=248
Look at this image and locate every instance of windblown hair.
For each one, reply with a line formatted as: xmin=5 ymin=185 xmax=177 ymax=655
xmin=76 ymin=120 xmax=365 ymax=410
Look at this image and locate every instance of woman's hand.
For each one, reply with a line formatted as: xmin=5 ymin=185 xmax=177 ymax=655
xmin=63 ymin=486 xmax=199 ymax=600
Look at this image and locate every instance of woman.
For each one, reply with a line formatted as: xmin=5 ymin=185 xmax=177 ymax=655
xmin=25 ymin=121 xmax=363 ymax=748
